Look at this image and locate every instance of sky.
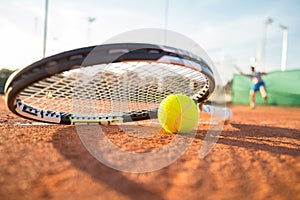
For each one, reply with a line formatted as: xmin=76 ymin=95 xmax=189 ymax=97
xmin=0 ymin=0 xmax=300 ymax=84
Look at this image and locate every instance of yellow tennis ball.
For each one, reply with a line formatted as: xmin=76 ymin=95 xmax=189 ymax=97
xmin=158 ymin=94 xmax=199 ymax=134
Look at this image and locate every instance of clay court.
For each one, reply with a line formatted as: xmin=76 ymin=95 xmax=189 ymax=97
xmin=0 ymin=95 xmax=299 ymax=200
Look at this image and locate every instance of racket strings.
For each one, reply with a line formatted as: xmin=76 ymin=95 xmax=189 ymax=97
xmin=20 ymin=73 xmax=78 ymax=112
xmin=18 ymin=61 xmax=208 ymax=116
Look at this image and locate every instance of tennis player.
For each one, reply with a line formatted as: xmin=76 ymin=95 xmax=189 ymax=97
xmin=239 ymin=66 xmax=268 ymax=109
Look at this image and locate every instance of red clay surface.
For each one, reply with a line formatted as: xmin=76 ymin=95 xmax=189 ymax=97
xmin=0 ymin=95 xmax=299 ymax=200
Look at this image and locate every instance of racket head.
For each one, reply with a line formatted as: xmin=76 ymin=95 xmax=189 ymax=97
xmin=5 ymin=43 xmax=215 ymax=124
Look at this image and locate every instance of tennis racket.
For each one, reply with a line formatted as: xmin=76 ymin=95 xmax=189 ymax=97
xmin=4 ymin=43 xmax=231 ymax=125
xmin=234 ymin=65 xmax=243 ymax=74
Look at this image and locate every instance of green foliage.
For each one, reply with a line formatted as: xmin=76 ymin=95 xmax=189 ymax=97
xmin=0 ymin=68 xmax=14 ymax=94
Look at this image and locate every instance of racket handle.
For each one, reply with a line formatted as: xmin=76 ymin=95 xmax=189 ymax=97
xmin=201 ymin=105 xmax=232 ymax=122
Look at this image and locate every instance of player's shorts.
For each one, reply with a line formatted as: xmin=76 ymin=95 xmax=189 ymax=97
xmin=252 ymin=82 xmax=265 ymax=92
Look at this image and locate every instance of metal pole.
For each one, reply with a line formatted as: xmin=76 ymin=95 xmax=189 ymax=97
xmin=87 ymin=17 xmax=96 ymax=44
xmin=164 ymin=0 xmax=169 ymax=44
xmin=43 ymin=0 xmax=49 ymax=58
xmin=260 ymin=18 xmax=273 ymax=71
xmin=279 ymin=25 xmax=288 ymax=71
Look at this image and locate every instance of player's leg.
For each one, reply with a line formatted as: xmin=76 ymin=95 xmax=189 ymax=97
xmin=249 ymin=90 xmax=256 ymax=109
xmin=259 ymin=82 xmax=268 ymax=102
xmin=250 ymin=83 xmax=260 ymax=109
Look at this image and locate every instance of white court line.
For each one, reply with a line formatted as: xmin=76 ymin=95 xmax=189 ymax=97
xmin=13 ymin=122 xmax=54 ymax=126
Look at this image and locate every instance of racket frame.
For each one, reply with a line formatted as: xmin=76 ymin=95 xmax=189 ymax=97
xmin=5 ymin=43 xmax=216 ymax=124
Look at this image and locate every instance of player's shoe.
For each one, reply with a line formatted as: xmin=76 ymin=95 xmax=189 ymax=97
xmin=248 ymin=106 xmax=255 ymax=110
xmin=249 ymin=103 xmax=256 ymax=110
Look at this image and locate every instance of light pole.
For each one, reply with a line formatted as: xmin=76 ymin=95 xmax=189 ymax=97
xmin=260 ymin=17 xmax=273 ymax=71
xmin=87 ymin=17 xmax=96 ymax=44
xmin=279 ymin=24 xmax=288 ymax=71
xmin=164 ymin=0 xmax=169 ymax=44
xmin=43 ymin=0 xmax=49 ymax=58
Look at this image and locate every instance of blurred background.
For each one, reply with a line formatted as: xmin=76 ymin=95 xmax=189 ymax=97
xmin=1 ymin=0 xmax=299 ymax=104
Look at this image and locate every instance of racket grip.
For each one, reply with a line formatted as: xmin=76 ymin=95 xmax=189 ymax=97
xmin=201 ymin=105 xmax=232 ymax=121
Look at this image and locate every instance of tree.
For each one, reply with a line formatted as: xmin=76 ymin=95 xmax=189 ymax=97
xmin=0 ymin=68 xmax=14 ymax=94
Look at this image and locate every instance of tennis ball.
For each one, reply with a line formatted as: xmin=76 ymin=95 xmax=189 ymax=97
xmin=158 ymin=94 xmax=199 ymax=134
